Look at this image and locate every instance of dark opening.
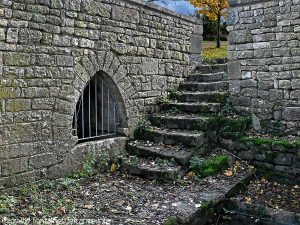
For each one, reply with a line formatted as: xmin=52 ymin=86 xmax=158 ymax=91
xmin=73 ymin=74 xmax=120 ymax=141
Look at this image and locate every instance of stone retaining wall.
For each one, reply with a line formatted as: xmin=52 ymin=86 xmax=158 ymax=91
xmin=222 ymin=137 xmax=300 ymax=177
xmin=0 ymin=0 xmax=202 ymax=188
xmin=227 ymin=0 xmax=300 ymax=135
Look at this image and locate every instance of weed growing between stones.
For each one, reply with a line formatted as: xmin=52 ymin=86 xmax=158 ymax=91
xmin=165 ymin=217 xmax=179 ymax=225
xmin=0 ymin=195 xmax=17 ymax=214
xmin=189 ymin=155 xmax=230 ymax=178
xmin=133 ymin=120 xmax=152 ymax=140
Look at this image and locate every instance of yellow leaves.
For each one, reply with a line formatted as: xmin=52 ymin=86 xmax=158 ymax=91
xmin=187 ymin=171 xmax=196 ymax=177
xmin=56 ymin=206 xmax=66 ymax=216
xmin=188 ymin=0 xmax=229 ymax=21
xmin=82 ymin=204 xmax=94 ymax=210
xmin=223 ymin=170 xmax=233 ymax=177
xmin=223 ymin=160 xmax=241 ymax=177
xmin=233 ymin=160 xmax=240 ymax=173
xmin=245 ymin=196 xmax=252 ymax=204
xmin=110 ymin=163 xmax=118 ymax=173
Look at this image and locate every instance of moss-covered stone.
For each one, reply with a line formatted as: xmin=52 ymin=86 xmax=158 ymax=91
xmin=239 ymin=137 xmax=300 ymax=149
xmin=200 ymin=155 xmax=229 ymax=177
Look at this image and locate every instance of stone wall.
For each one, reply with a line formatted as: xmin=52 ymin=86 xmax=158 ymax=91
xmin=0 ymin=0 xmax=202 ymax=188
xmin=227 ymin=0 xmax=300 ymax=135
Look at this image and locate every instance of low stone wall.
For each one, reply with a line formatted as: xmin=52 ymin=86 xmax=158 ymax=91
xmin=222 ymin=137 xmax=300 ymax=177
xmin=227 ymin=0 xmax=300 ymax=135
xmin=0 ymin=0 xmax=202 ymax=188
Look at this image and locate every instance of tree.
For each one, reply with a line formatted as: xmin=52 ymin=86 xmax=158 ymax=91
xmin=188 ymin=0 xmax=229 ymax=48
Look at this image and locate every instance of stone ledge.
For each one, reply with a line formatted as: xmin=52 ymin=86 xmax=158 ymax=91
xmin=229 ymin=0 xmax=273 ymax=7
xmin=126 ymin=0 xmax=202 ymax=25
xmin=225 ymin=199 xmax=300 ymax=225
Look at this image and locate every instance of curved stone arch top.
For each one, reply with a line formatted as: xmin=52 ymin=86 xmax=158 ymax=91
xmin=72 ymin=51 xmax=129 ymax=131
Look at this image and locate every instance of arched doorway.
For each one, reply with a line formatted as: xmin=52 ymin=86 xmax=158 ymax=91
xmin=73 ymin=73 xmax=125 ymax=142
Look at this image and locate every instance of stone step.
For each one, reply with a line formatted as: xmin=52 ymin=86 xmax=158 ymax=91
xmin=160 ymin=102 xmax=221 ymax=114
xmin=126 ymin=140 xmax=193 ymax=165
xmin=121 ymin=156 xmax=183 ymax=181
xmin=140 ymin=128 xmax=206 ymax=147
xmin=187 ymin=72 xmax=227 ymax=82
xmin=194 ymin=64 xmax=227 ymax=74
xmin=179 ymin=81 xmax=229 ymax=92
xmin=150 ymin=114 xmax=211 ymax=131
xmin=170 ymin=91 xmax=228 ymax=103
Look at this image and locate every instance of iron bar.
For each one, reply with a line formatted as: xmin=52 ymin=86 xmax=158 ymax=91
xmin=107 ymin=89 xmax=110 ymax=134
xmin=102 ymin=79 xmax=104 ymax=135
xmin=81 ymin=90 xmax=84 ymax=138
xmin=95 ymin=76 xmax=98 ymax=137
xmin=89 ymin=79 xmax=91 ymax=137
xmin=75 ymin=75 xmax=119 ymax=141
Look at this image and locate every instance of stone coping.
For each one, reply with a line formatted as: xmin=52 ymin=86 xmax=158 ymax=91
xmin=229 ymin=0 xmax=273 ymax=7
xmin=126 ymin=0 xmax=202 ymax=25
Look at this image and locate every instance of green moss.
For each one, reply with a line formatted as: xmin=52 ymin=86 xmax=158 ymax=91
xmin=200 ymin=155 xmax=229 ymax=178
xmin=203 ymin=45 xmax=228 ymax=61
xmin=165 ymin=217 xmax=179 ymax=225
xmin=240 ymin=137 xmax=273 ymax=146
xmin=240 ymin=137 xmax=300 ymax=149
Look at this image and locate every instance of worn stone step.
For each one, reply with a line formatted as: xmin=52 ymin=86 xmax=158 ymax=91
xmin=179 ymin=81 xmax=229 ymax=92
xmin=150 ymin=114 xmax=211 ymax=131
xmin=140 ymin=128 xmax=206 ymax=147
xmin=160 ymin=102 xmax=221 ymax=114
xmin=127 ymin=140 xmax=193 ymax=165
xmin=187 ymin=72 xmax=228 ymax=82
xmin=121 ymin=156 xmax=183 ymax=181
xmin=194 ymin=64 xmax=227 ymax=74
xmin=170 ymin=91 xmax=228 ymax=103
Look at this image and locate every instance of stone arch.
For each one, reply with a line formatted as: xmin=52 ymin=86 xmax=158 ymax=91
xmin=71 ymin=52 xmax=129 ymax=136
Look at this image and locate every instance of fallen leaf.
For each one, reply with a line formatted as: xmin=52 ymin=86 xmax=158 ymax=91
xmin=56 ymin=207 xmax=66 ymax=216
xmin=195 ymin=204 xmax=202 ymax=208
xmin=126 ymin=205 xmax=133 ymax=212
xmin=110 ymin=163 xmax=117 ymax=173
xmin=82 ymin=204 xmax=94 ymax=210
xmin=187 ymin=171 xmax=195 ymax=177
xmin=245 ymin=197 xmax=252 ymax=204
xmin=224 ymin=170 xmax=233 ymax=177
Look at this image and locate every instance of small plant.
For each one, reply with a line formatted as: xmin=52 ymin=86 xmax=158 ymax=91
xmin=133 ymin=120 xmax=152 ymax=140
xmin=129 ymin=155 xmax=140 ymax=166
xmin=189 ymin=156 xmax=205 ymax=175
xmin=0 ymin=195 xmax=17 ymax=214
xmin=201 ymin=155 xmax=229 ymax=178
xmin=72 ymin=153 xmax=96 ymax=179
xmin=42 ymin=180 xmax=56 ymax=189
xmin=58 ymin=178 xmax=78 ymax=190
xmin=165 ymin=217 xmax=179 ymax=225
xmin=155 ymin=158 xmax=170 ymax=169
xmin=156 ymin=96 xmax=169 ymax=104
xmin=16 ymin=183 xmax=39 ymax=196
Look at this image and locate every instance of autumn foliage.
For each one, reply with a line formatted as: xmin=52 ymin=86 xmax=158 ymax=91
xmin=188 ymin=0 xmax=229 ymax=47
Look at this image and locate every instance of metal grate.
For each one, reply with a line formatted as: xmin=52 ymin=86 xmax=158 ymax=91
xmin=73 ymin=75 xmax=120 ymax=141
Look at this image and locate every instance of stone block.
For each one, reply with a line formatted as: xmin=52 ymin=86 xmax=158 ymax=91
xmin=6 ymin=99 xmax=31 ymax=112
xmin=3 ymin=52 xmax=30 ymax=66
xmin=228 ymin=29 xmax=252 ymax=44
xmin=140 ymin=58 xmax=158 ymax=75
xmin=19 ymin=29 xmax=42 ymax=44
xmin=190 ymin=34 xmax=202 ymax=54
xmin=112 ymin=5 xmax=139 ymax=24
xmin=278 ymin=80 xmax=291 ymax=89
xmin=228 ymin=61 xmax=241 ymax=80
xmin=1 ymin=157 xmax=28 ymax=176
xmin=282 ymin=107 xmax=300 ymax=121
xmin=29 ymin=153 xmax=58 ymax=169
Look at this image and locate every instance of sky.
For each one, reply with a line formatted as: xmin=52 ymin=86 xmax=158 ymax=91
xmin=154 ymin=0 xmax=196 ymax=15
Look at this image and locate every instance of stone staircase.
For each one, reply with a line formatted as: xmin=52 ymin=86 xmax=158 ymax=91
xmin=121 ymin=64 xmax=229 ymax=180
